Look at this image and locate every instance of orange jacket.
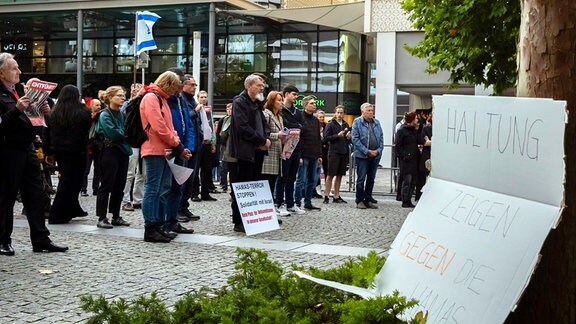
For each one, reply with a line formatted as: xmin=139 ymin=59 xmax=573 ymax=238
xmin=139 ymin=84 xmax=180 ymax=157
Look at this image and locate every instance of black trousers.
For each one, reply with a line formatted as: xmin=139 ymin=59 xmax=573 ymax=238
xmin=192 ymin=143 xmax=215 ymax=198
xmin=82 ymin=149 xmax=101 ymax=193
xmin=96 ymin=146 xmax=129 ymax=220
xmin=0 ymin=146 xmax=50 ymax=245
xmin=49 ymin=150 xmax=87 ymax=222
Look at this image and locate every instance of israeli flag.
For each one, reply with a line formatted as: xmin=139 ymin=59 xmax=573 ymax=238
xmin=136 ymin=11 xmax=161 ymax=55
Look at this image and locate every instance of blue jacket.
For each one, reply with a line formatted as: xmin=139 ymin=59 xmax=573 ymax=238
xmin=168 ymin=95 xmax=196 ymax=153
xmin=351 ymin=116 xmax=384 ymax=160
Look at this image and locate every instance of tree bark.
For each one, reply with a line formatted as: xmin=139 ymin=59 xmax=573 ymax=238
xmin=508 ymin=0 xmax=576 ymax=323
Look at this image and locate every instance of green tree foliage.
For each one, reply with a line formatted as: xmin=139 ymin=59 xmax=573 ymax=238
xmin=401 ymin=0 xmax=520 ymax=94
xmin=81 ymin=248 xmax=422 ymax=323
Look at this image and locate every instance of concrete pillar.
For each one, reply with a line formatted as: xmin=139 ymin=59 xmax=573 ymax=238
xmin=374 ymin=32 xmax=397 ymax=168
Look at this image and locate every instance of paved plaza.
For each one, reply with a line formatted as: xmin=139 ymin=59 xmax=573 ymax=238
xmin=0 ymin=168 xmax=410 ymax=323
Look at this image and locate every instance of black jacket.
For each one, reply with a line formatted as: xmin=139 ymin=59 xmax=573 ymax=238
xmin=43 ymin=108 xmax=91 ymax=155
xmin=299 ymin=111 xmax=322 ymax=159
xmin=230 ymin=91 xmax=267 ymax=163
xmin=323 ymin=118 xmax=350 ymax=155
xmin=395 ymin=125 xmax=422 ymax=175
xmin=0 ymin=83 xmax=36 ymax=150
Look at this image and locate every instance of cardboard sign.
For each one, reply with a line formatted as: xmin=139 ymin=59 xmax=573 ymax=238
xmin=232 ymin=180 xmax=280 ymax=236
xmin=432 ymin=96 xmax=565 ymax=207
xmin=295 ymin=95 xmax=566 ymax=324
xmin=377 ymin=95 xmax=566 ymax=323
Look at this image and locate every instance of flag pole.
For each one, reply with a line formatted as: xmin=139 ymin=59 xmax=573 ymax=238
xmin=133 ymin=11 xmax=138 ymax=88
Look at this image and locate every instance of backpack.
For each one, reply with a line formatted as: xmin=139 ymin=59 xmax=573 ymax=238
xmin=88 ymin=108 xmax=109 ymax=152
xmin=124 ymin=91 xmax=162 ymax=148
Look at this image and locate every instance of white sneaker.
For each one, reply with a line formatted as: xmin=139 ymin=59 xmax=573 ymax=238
xmin=287 ymin=205 xmax=306 ymax=215
xmin=277 ymin=205 xmax=291 ymax=217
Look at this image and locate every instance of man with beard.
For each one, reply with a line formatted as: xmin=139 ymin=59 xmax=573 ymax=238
xmin=228 ymin=74 xmax=270 ymax=232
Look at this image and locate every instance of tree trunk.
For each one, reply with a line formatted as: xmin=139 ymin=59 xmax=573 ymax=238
xmin=508 ymin=0 xmax=576 ymax=323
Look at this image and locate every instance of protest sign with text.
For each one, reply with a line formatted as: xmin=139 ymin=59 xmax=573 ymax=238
xmin=232 ymin=180 xmax=279 ymax=236
xmin=25 ymin=78 xmax=57 ymax=127
xmin=295 ymin=95 xmax=566 ymax=324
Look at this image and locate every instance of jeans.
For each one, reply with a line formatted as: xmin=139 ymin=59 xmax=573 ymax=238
xmin=123 ymin=147 xmax=145 ymax=204
xmin=294 ymin=157 xmax=320 ymax=207
xmin=165 ymin=157 xmax=186 ymax=227
xmin=274 ymin=150 xmax=300 ymax=208
xmin=355 ymin=156 xmax=379 ymax=204
xmin=142 ymin=156 xmax=173 ymax=227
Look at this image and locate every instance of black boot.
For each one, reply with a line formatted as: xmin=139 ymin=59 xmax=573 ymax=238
xmin=144 ymin=225 xmax=171 ymax=243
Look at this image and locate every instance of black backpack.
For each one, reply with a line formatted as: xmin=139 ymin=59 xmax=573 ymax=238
xmin=124 ymin=91 xmax=162 ymax=148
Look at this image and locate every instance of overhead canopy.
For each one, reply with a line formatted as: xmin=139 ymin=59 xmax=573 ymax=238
xmin=224 ymin=2 xmax=366 ymax=34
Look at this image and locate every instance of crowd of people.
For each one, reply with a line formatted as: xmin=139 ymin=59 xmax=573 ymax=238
xmin=1 ymin=50 xmax=432 ymax=253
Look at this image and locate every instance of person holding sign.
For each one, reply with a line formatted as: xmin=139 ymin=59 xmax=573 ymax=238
xmin=229 ymin=74 xmax=270 ymax=233
xmin=0 ymin=52 xmax=68 ymax=255
xmin=351 ymin=103 xmax=383 ymax=210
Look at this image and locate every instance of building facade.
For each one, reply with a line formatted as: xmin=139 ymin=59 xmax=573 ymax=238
xmin=0 ymin=0 xmax=365 ymax=114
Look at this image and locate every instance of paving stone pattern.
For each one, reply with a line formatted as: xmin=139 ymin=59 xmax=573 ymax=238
xmin=0 ymin=168 xmax=411 ymax=323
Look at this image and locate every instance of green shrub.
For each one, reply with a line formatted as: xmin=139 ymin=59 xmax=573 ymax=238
xmin=81 ymin=248 xmax=423 ymax=323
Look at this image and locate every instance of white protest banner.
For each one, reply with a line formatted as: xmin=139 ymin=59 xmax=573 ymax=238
xmin=375 ymin=95 xmax=566 ymax=323
xmin=232 ymin=180 xmax=279 ymax=236
xmin=432 ymin=95 xmax=565 ymax=207
xmin=294 ymin=95 xmax=566 ymax=324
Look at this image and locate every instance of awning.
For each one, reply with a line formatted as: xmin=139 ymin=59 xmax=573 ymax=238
xmin=224 ymin=2 xmax=366 ymax=34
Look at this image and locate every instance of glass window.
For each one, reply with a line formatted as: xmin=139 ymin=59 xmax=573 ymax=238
xmin=317 ymin=32 xmax=338 ymax=72
xmin=115 ymin=38 xmax=135 ymax=56
xmin=339 ymin=32 xmax=362 ymax=73
xmin=228 ymin=34 xmax=254 ymax=53
xmin=317 ymin=73 xmax=338 ymax=92
xmin=280 ymin=33 xmax=316 ymax=72
xmin=281 ymin=73 xmax=316 ymax=93
xmin=338 ymin=72 xmax=361 ymax=93
xmin=227 ymin=53 xmax=254 ymax=72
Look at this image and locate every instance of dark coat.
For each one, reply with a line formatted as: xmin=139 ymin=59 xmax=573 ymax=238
xmin=299 ymin=111 xmax=322 ymax=159
xmin=395 ymin=125 xmax=422 ymax=175
xmin=43 ymin=108 xmax=91 ymax=155
xmin=230 ymin=91 xmax=267 ymax=163
xmin=0 ymin=83 xmax=36 ymax=149
xmin=323 ymin=118 xmax=350 ymax=155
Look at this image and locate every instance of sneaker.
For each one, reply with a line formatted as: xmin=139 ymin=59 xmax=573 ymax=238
xmin=304 ymin=204 xmax=321 ymax=211
xmin=323 ymin=196 xmax=330 ymax=204
xmin=122 ymin=203 xmax=134 ymax=211
xmin=287 ymin=205 xmax=306 ymax=215
xmin=97 ymin=218 xmax=113 ymax=229
xmin=111 ymin=217 xmax=131 ymax=226
xmin=333 ymin=196 xmax=347 ymax=203
xmin=356 ymin=202 xmax=367 ymax=209
xmin=277 ymin=205 xmax=291 ymax=217
xmin=132 ymin=203 xmax=142 ymax=209
xmin=369 ymin=198 xmax=378 ymax=204
xmin=366 ymin=202 xmax=379 ymax=209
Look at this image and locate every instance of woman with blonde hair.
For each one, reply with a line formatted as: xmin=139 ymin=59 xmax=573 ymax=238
xmin=94 ymin=86 xmax=132 ymax=228
xmin=140 ymin=71 xmax=191 ymax=243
